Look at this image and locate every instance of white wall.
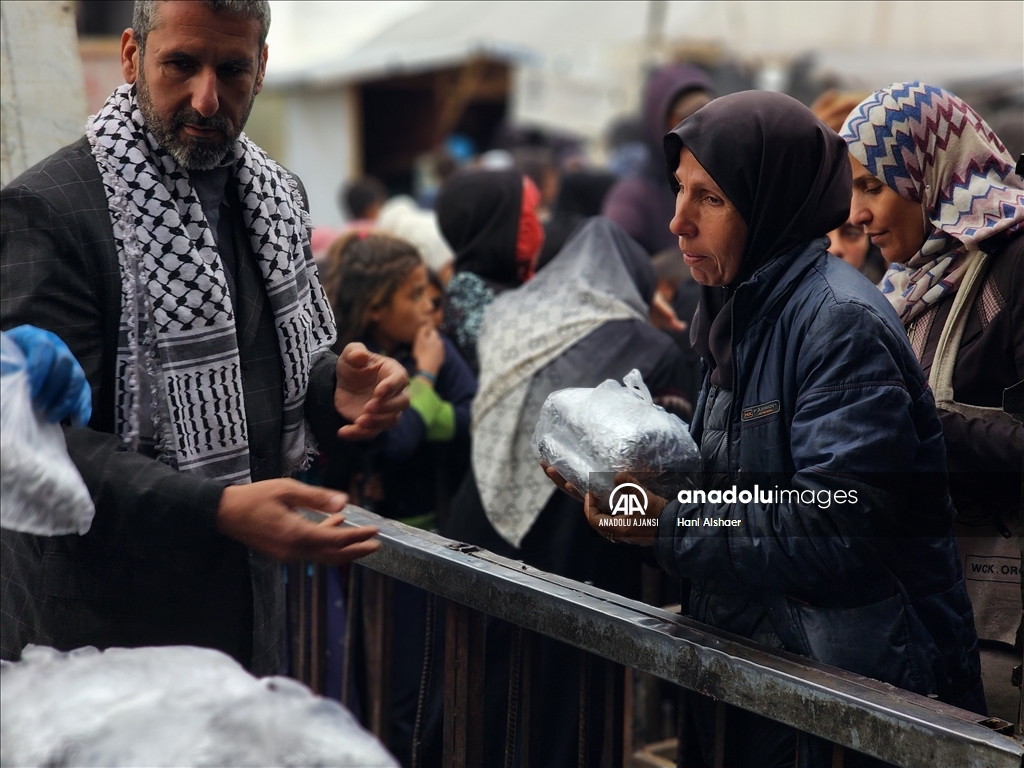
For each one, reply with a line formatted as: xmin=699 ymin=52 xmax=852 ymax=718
xmin=266 ymin=0 xmax=427 ymax=79
xmin=1 ymin=1 xmax=88 ymax=187
xmin=280 ymin=87 xmax=356 ymax=228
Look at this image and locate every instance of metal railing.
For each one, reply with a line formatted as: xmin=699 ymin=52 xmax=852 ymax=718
xmin=289 ymin=507 xmax=1023 ymax=768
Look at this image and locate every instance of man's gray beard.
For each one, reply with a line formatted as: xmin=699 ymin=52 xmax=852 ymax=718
xmin=135 ymin=68 xmax=256 ymax=171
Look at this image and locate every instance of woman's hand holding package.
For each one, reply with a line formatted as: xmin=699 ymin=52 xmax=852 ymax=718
xmin=540 ymin=460 xmax=585 ymax=502
xmin=542 ymin=463 xmax=664 ymax=546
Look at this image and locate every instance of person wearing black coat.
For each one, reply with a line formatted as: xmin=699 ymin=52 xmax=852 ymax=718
xmin=0 ymin=1 xmax=398 ymax=674
xmin=547 ymin=91 xmax=985 ymax=768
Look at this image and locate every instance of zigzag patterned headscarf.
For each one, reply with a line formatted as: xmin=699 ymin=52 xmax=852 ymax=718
xmin=841 ymin=82 xmax=1024 ymax=324
xmin=86 ymin=84 xmax=337 ymax=484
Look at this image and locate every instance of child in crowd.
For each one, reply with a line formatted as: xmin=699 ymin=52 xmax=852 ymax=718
xmin=321 ymin=232 xmax=476 ymax=527
xmin=320 ymin=232 xmax=475 ymax=767
xmin=342 ymin=176 xmax=388 ymax=229
xmin=425 ymin=268 xmax=445 ymax=330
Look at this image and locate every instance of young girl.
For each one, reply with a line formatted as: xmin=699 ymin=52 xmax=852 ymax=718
xmin=321 ymin=233 xmax=476 ymax=766
xmin=322 ymin=232 xmax=476 ymax=527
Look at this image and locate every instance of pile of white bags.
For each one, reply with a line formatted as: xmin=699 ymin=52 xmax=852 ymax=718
xmin=0 ymin=644 xmax=397 ymax=768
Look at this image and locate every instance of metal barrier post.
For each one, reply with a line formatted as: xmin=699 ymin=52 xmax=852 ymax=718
xmin=578 ymin=652 xmax=592 ymax=768
xmin=341 ymin=564 xmax=360 ymax=709
xmin=443 ymin=601 xmax=486 ymax=767
xmin=363 ymin=569 xmax=394 ymax=742
xmin=309 ymin=563 xmax=326 ymax=694
xmin=286 ymin=562 xmax=308 ymax=685
xmin=518 ymin=627 xmax=543 ymax=768
xmin=505 ymin=625 xmax=523 ymax=768
xmin=602 ymin=660 xmax=625 ymax=768
xmin=712 ymin=701 xmax=726 ymax=768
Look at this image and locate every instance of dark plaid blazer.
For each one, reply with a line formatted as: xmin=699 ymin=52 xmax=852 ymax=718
xmin=0 ymin=137 xmax=345 ymax=674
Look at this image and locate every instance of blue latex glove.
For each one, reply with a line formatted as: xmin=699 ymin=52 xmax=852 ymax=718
xmin=3 ymin=326 xmax=92 ymax=427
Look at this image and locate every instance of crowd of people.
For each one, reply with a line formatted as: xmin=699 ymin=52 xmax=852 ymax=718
xmin=0 ymin=2 xmax=1021 ymax=768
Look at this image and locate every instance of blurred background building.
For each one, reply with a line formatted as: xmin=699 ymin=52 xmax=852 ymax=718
xmin=1 ymin=1 xmax=88 ymax=187
xmin=6 ymin=0 xmax=1022 ymax=227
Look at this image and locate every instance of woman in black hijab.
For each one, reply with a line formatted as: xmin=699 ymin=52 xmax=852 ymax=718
xmin=534 ymin=169 xmax=617 ymax=270
xmin=437 ymin=169 xmax=524 ymax=287
xmin=436 ymin=169 xmax=544 ymax=374
xmin=546 ymin=92 xmax=984 ymax=767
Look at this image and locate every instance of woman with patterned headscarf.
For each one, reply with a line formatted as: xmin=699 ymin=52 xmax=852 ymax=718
xmin=843 ymin=82 xmax=1024 ymax=724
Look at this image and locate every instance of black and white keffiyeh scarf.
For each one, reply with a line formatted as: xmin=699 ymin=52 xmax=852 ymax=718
xmin=86 ymin=84 xmax=336 ymax=484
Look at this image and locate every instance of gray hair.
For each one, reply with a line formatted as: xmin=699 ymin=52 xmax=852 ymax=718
xmin=133 ymin=1 xmax=271 ymax=54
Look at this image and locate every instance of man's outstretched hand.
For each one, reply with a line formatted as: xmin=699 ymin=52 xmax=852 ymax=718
xmin=335 ymin=342 xmax=409 ymax=439
xmin=217 ymin=479 xmax=380 ymax=565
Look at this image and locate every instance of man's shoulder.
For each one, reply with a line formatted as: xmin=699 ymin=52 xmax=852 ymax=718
xmin=3 ymin=136 xmax=103 ymax=207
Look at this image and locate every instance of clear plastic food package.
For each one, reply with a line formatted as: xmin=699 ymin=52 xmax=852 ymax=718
xmin=0 ymin=333 xmax=95 ymax=536
xmin=0 ymin=644 xmax=398 ymax=767
xmin=532 ymin=369 xmax=699 ymax=498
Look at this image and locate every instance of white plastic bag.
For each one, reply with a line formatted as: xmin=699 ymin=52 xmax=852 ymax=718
xmin=532 ymin=369 xmax=700 ymax=498
xmin=0 ymin=334 xmax=95 ymax=535
xmin=0 ymin=644 xmax=399 ymax=768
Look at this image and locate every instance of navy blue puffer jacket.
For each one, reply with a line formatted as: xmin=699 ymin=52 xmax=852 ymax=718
xmin=655 ymin=237 xmax=985 ymax=713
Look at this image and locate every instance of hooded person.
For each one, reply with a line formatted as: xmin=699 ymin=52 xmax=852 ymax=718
xmin=601 ymin=63 xmax=714 ymax=254
xmin=422 ymin=217 xmax=688 ymax=768
xmin=843 ymin=82 xmax=1024 ymax=723
xmin=545 ymin=90 xmax=985 ymax=767
xmin=535 ymin=168 xmax=618 ymax=270
xmin=436 ymin=169 xmax=544 ymax=374
xmin=448 ymin=216 xmax=688 ymax=557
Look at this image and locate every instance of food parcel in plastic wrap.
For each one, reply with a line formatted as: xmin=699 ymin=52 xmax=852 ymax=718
xmin=0 ymin=644 xmax=398 ymax=768
xmin=0 ymin=332 xmax=94 ymax=536
xmin=532 ymin=369 xmax=699 ymax=501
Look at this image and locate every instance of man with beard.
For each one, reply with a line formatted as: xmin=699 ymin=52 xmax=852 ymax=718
xmin=0 ymin=0 xmax=408 ymax=675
